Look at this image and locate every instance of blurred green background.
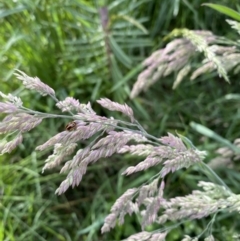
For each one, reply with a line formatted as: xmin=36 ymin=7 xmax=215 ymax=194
xmin=1 ymin=0 xmax=240 ymax=240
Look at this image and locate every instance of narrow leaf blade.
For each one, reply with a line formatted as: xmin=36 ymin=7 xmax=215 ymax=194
xmin=202 ymin=3 xmax=240 ymax=21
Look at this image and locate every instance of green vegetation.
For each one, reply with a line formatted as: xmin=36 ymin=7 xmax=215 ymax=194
xmin=1 ymin=0 xmax=240 ymax=240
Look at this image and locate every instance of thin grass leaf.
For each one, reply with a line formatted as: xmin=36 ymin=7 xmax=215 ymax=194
xmin=0 ymin=5 xmax=27 ymax=19
xmin=109 ymin=36 xmax=132 ymax=68
xmin=190 ymin=122 xmax=240 ymax=153
xmin=202 ymin=3 xmax=240 ymax=22
xmin=114 ymin=15 xmax=148 ymax=34
xmin=110 ymin=63 xmax=143 ymax=92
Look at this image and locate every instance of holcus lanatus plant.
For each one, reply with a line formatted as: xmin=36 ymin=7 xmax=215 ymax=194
xmin=1 ymin=70 xmax=240 ymax=240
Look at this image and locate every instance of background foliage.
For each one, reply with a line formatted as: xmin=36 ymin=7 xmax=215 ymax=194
xmin=1 ymin=0 xmax=240 ymax=240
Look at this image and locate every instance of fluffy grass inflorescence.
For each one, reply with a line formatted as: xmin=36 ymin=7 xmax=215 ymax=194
xmin=1 ymin=70 xmax=240 ymax=240
xmin=131 ymin=27 xmax=240 ymax=98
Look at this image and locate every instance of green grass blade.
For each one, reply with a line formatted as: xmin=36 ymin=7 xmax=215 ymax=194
xmin=109 ymin=36 xmax=132 ymax=68
xmin=0 ymin=5 xmax=27 ymax=19
xmin=110 ymin=63 xmax=143 ymax=92
xmin=202 ymin=3 xmax=240 ymax=21
xmin=190 ymin=122 xmax=240 ymax=153
xmin=115 ymin=15 xmax=148 ymax=34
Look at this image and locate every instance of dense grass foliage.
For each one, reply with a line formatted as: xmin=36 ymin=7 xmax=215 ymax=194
xmin=1 ymin=0 xmax=240 ymax=240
